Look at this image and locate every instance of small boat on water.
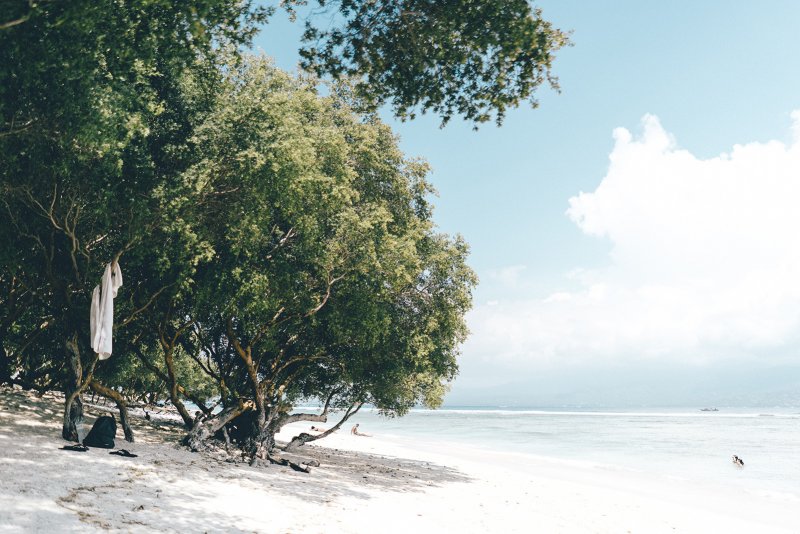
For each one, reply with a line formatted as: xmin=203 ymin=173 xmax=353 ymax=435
xmin=700 ymin=407 xmax=719 ymax=412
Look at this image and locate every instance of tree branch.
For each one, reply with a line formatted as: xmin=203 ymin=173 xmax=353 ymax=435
xmin=131 ymin=345 xmax=210 ymax=415
xmin=0 ymin=14 xmax=30 ymax=30
xmin=89 ymin=379 xmax=134 ymax=442
xmin=283 ymin=402 xmax=363 ymax=451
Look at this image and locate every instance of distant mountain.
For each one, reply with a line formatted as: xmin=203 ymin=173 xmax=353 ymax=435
xmin=444 ymin=363 xmax=800 ymax=408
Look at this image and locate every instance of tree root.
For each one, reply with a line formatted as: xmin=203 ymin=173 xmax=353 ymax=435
xmin=268 ymin=454 xmax=310 ymax=473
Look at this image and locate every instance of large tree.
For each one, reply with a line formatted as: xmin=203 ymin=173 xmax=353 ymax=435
xmin=1 ymin=0 xmax=560 ymax=446
xmin=0 ymin=0 xmax=254 ymax=439
xmin=167 ymin=58 xmax=476 ymax=460
xmin=296 ymin=0 xmax=570 ymax=125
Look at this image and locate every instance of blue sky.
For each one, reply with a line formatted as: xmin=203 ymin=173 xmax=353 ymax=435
xmin=253 ymin=2 xmax=800 ymax=406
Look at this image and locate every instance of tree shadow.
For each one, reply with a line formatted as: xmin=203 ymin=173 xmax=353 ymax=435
xmin=277 ymin=445 xmax=473 ymax=499
xmin=1 ymin=387 xmax=473 ymax=532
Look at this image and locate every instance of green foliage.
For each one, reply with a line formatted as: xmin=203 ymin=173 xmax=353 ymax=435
xmin=1 ymin=43 xmax=476 ymax=417
xmin=297 ymin=0 xmax=570 ymax=125
xmin=2 ymin=1 xmax=568 ymax=140
xmin=0 ymin=0 xmax=267 ymax=397
xmin=1 ymin=0 xmax=267 ymax=149
xmin=174 ymin=57 xmax=477 ymax=415
xmin=1 ymin=0 xmax=576 ymax=436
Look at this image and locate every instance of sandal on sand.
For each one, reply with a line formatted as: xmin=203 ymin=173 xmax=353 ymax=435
xmin=60 ymin=444 xmax=89 ymax=452
xmin=109 ymin=449 xmax=138 ymax=458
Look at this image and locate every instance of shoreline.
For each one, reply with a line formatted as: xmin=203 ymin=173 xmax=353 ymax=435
xmin=1 ymin=387 xmax=798 ymax=533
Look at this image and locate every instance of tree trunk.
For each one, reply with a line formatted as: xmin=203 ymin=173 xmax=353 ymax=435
xmin=62 ymin=335 xmax=83 ymax=441
xmin=163 ymin=346 xmax=194 ymax=428
xmin=183 ymin=401 xmax=253 ymax=451
xmin=90 ymin=379 xmax=134 ymax=443
xmin=244 ymin=407 xmax=271 ymax=463
xmin=62 ymin=335 xmax=99 ymax=442
xmin=0 ymin=341 xmax=11 ymax=386
xmin=274 ymin=411 xmax=329 ymax=431
xmin=132 ymin=346 xmax=211 ymax=415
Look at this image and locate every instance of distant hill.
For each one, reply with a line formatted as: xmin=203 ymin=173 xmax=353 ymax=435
xmin=444 ymin=363 xmax=800 ymax=409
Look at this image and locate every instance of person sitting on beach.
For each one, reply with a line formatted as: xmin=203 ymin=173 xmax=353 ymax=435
xmin=732 ymin=454 xmax=744 ymax=467
xmin=350 ymin=423 xmax=371 ymax=437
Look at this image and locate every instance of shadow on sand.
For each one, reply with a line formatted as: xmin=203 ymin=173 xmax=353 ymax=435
xmin=0 ymin=387 xmax=472 ymax=533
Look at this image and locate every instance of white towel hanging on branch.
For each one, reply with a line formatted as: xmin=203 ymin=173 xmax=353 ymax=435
xmin=90 ymin=261 xmax=123 ymax=360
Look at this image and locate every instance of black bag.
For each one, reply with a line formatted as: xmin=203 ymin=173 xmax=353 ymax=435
xmin=83 ymin=415 xmax=117 ymax=449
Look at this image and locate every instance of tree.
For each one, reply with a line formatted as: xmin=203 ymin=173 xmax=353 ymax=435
xmin=1 ymin=0 xmax=559 ymax=450
xmin=296 ymin=0 xmax=570 ymax=125
xmin=163 ymin=57 xmax=476 ymax=460
xmin=0 ymin=1 xmax=260 ymax=439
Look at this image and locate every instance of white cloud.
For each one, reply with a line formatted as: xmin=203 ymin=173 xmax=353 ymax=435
xmin=465 ymin=112 xmax=800 ymax=370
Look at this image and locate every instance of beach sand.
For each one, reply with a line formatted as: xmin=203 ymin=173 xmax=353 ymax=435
xmin=1 ymin=386 xmax=797 ymax=533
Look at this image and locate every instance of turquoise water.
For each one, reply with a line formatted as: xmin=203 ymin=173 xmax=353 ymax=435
xmin=342 ymin=407 xmax=800 ymax=498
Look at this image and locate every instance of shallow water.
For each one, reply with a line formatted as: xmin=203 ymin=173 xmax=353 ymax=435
xmin=342 ymin=406 xmax=800 ymax=499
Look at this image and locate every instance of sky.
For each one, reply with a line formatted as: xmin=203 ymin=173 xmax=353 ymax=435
xmin=253 ymin=1 xmax=800 ymax=406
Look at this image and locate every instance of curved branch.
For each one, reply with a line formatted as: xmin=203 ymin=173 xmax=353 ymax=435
xmin=283 ymin=402 xmax=362 ymax=451
xmin=131 ymin=346 xmax=210 ymax=414
xmin=89 ymin=379 xmax=134 ymax=442
xmin=0 ymin=13 xmax=30 ymax=30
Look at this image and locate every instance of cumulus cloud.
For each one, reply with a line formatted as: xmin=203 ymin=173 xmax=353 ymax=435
xmin=466 ymin=113 xmax=800 ymax=370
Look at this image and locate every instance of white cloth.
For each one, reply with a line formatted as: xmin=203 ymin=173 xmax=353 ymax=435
xmin=90 ymin=261 xmax=123 ymax=360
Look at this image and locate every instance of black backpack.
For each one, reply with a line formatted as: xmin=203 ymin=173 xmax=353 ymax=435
xmin=83 ymin=415 xmax=117 ymax=449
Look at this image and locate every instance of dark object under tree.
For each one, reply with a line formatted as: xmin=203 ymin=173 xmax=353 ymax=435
xmin=83 ymin=415 xmax=117 ymax=449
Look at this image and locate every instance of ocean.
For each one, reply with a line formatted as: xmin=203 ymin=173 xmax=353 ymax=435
xmin=343 ymin=406 xmax=800 ymax=500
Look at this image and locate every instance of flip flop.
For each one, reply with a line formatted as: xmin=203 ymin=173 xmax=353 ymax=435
xmin=109 ymin=449 xmax=138 ymax=458
xmin=60 ymin=444 xmax=89 ymax=452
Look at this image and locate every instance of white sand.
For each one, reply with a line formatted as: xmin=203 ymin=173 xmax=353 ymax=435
xmin=1 ymin=387 xmax=798 ymax=533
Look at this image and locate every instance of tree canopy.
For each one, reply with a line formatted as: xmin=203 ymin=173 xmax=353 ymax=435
xmin=0 ymin=0 xmax=564 ymax=458
xmin=2 ymin=1 xmax=568 ymax=130
xmin=1 ymin=47 xmax=476 ymax=457
xmin=297 ymin=0 xmax=570 ymax=125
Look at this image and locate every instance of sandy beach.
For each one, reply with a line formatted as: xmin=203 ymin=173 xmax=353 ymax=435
xmin=1 ymin=386 xmax=798 ymax=534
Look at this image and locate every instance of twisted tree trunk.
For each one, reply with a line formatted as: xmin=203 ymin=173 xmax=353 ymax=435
xmin=132 ymin=346 xmax=210 ymax=415
xmin=61 ymin=335 xmax=98 ymax=442
xmin=163 ymin=345 xmax=194 ymax=428
xmin=90 ymin=379 xmax=134 ymax=442
xmin=183 ymin=400 xmax=254 ymax=451
xmin=244 ymin=406 xmax=271 ymax=464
